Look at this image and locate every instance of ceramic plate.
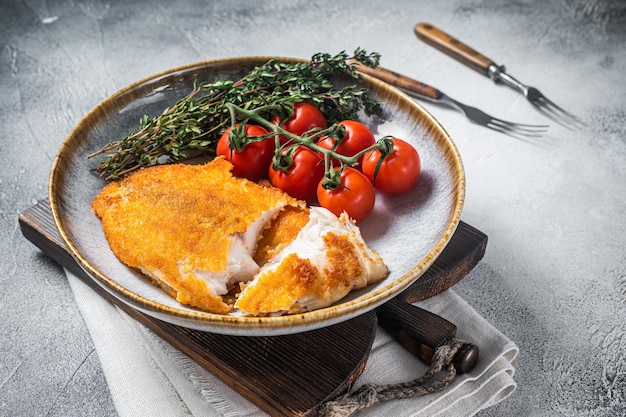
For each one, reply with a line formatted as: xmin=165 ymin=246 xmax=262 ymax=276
xmin=49 ymin=57 xmax=464 ymax=336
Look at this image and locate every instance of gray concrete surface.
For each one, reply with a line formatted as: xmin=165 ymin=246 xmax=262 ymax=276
xmin=1 ymin=0 xmax=625 ymax=416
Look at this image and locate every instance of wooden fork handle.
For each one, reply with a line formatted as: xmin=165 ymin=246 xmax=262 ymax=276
xmin=414 ymin=23 xmax=496 ymax=76
xmin=349 ymin=59 xmax=442 ymax=100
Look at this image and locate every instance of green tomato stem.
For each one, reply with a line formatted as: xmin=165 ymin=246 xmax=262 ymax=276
xmin=225 ymin=102 xmax=391 ymax=172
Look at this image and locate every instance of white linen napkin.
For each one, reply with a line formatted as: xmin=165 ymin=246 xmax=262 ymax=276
xmin=65 ymin=268 xmax=518 ymax=417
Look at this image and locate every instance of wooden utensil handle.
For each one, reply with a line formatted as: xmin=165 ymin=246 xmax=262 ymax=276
xmin=349 ymin=59 xmax=442 ymax=100
xmin=377 ymin=299 xmax=479 ymax=374
xmin=414 ymin=23 xmax=495 ymax=76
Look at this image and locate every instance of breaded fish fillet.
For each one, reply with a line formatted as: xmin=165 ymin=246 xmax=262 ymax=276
xmin=93 ymin=157 xmax=388 ymax=316
xmin=92 ymin=158 xmax=300 ymax=314
xmin=236 ymin=207 xmax=388 ymax=316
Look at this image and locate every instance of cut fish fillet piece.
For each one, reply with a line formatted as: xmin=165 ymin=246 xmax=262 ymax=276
xmin=235 ymin=207 xmax=388 ymax=316
xmin=92 ymin=157 xmax=388 ymax=316
xmin=92 ymin=158 xmax=300 ymax=314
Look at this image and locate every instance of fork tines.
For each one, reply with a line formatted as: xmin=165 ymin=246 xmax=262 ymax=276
xmin=532 ymin=95 xmax=586 ymax=129
xmin=487 ymin=118 xmax=549 ymax=139
xmin=486 ymin=119 xmax=549 ymax=139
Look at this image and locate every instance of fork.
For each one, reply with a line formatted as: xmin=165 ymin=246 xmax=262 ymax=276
xmin=414 ymin=23 xmax=585 ymax=128
xmin=350 ymin=60 xmax=549 ymax=139
xmin=495 ymin=69 xmax=586 ymax=128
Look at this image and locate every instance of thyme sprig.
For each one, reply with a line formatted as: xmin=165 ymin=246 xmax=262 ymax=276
xmin=89 ymin=49 xmax=382 ymax=180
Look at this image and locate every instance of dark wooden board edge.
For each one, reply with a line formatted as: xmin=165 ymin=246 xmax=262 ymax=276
xmin=18 ymin=199 xmax=487 ymax=417
xmin=398 ymin=221 xmax=488 ymax=303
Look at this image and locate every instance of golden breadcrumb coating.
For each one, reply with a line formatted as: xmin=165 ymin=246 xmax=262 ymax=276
xmin=235 ymin=208 xmax=388 ymax=316
xmin=236 ymin=232 xmax=366 ymax=315
xmin=92 ymin=158 xmax=299 ymax=314
xmin=254 ymin=206 xmax=311 ymax=266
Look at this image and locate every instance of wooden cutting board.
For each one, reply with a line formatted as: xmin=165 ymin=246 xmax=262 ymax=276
xmin=19 ymin=199 xmax=487 ymax=417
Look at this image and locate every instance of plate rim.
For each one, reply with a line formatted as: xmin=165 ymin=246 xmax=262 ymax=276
xmin=48 ymin=56 xmax=465 ymax=335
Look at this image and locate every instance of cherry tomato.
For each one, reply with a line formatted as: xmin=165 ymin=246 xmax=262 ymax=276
xmin=317 ymin=167 xmax=376 ymax=223
xmin=216 ymin=124 xmax=274 ymax=181
xmin=269 ymin=145 xmax=325 ymax=202
xmin=317 ymin=120 xmax=376 ymax=169
xmin=271 ymin=102 xmax=327 ymax=144
xmin=362 ymin=138 xmax=421 ymax=195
